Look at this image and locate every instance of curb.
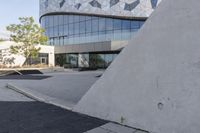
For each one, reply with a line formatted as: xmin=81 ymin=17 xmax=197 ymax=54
xmin=6 ymin=83 xmax=74 ymax=111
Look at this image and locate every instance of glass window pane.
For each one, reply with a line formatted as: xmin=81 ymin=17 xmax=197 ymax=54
xmin=45 ymin=16 xmax=49 ymax=28
xmin=64 ymin=25 xmax=68 ymax=36
xmin=64 ymin=15 xmax=68 ymax=24
xmin=68 ymin=36 xmax=74 ymax=44
xmin=122 ymin=20 xmax=131 ymax=30
xmin=69 ymin=15 xmax=73 ymax=23
xmin=54 ymin=16 xmax=59 ymax=26
xmin=64 ymin=37 xmax=69 ymax=45
xmin=131 ymin=21 xmax=140 ymax=29
xmin=121 ymin=30 xmax=131 ymax=40
xmin=49 ymin=16 xmax=54 ymax=27
xmin=54 ymin=26 xmax=59 ymax=36
xmin=85 ymin=33 xmax=92 ymax=43
xmin=96 ymin=54 xmax=105 ymax=68
xmin=69 ymin=54 xmax=78 ymax=67
xmin=106 ymin=30 xmax=113 ymax=40
xmin=92 ymin=16 xmax=98 ymax=20
xmin=99 ymin=18 xmax=106 ymax=32
xmin=113 ymin=19 xmax=122 ymax=30
xmin=92 ymin=19 xmax=98 ymax=32
xmin=59 ymin=25 xmax=64 ymax=36
xmin=106 ymin=18 xmax=113 ymax=31
xmin=105 ymin=54 xmax=113 ymax=67
xmin=41 ymin=17 xmax=45 ymax=28
xmin=73 ymin=15 xmax=79 ymax=22
xmin=69 ymin=23 xmax=74 ymax=35
xmin=86 ymin=20 xmax=92 ymax=33
xmin=54 ymin=37 xmax=59 ymax=45
xmin=59 ymin=15 xmax=64 ymax=25
xmin=49 ymin=27 xmax=54 ymax=37
xmin=74 ymin=23 xmax=80 ymax=34
xmin=80 ymin=21 xmax=86 ymax=34
xmin=99 ymin=31 xmax=106 ymax=41
xmin=85 ymin=16 xmax=91 ymax=20
xmin=59 ymin=37 xmax=64 ymax=45
xmin=80 ymin=15 xmax=86 ymax=21
xmin=113 ymin=30 xmax=121 ymax=40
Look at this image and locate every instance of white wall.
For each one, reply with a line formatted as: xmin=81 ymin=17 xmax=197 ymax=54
xmin=0 ymin=41 xmax=55 ymax=67
xmin=38 ymin=45 xmax=55 ymax=67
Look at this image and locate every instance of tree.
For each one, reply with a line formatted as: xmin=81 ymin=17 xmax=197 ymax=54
xmin=6 ymin=17 xmax=48 ymax=65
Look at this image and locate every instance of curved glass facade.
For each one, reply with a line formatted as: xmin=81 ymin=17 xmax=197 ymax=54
xmin=41 ymin=14 xmax=145 ymax=46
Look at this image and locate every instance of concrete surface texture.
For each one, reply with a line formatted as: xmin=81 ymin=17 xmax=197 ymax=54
xmin=0 ymin=86 xmax=32 ymax=102
xmin=75 ymin=0 xmax=200 ymax=133
xmin=0 ymin=73 xmax=108 ymax=133
xmin=0 ymin=71 xmax=103 ymax=107
xmin=85 ymin=123 xmax=148 ymax=133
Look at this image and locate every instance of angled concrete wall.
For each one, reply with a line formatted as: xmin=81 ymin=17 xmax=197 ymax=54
xmin=75 ymin=0 xmax=200 ymax=133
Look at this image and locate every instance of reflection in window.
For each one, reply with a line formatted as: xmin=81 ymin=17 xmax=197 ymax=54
xmin=86 ymin=20 xmax=92 ymax=33
xmin=122 ymin=20 xmax=131 ymax=30
xmin=113 ymin=19 xmax=121 ymax=30
xmin=106 ymin=18 xmax=113 ymax=31
xmin=41 ymin=14 xmax=145 ymax=45
xmin=105 ymin=54 xmax=113 ymax=67
xmin=69 ymin=23 xmax=74 ymax=35
xmin=92 ymin=19 xmax=99 ymax=32
xmin=54 ymin=16 xmax=59 ymax=26
xmin=99 ymin=18 xmax=106 ymax=32
xmin=80 ymin=22 xmax=86 ymax=34
xmin=74 ymin=23 xmax=80 ymax=34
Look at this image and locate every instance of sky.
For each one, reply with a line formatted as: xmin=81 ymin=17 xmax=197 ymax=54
xmin=0 ymin=0 xmax=39 ymax=39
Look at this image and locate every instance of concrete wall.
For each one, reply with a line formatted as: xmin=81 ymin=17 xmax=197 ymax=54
xmin=75 ymin=0 xmax=200 ymax=133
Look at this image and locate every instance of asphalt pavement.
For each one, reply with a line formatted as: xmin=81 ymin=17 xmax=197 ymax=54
xmin=0 ymin=71 xmax=103 ymax=106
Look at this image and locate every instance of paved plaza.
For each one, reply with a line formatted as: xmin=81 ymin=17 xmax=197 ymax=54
xmin=0 ymin=86 xmax=107 ymax=133
xmin=0 ymin=71 xmax=103 ymax=108
xmin=0 ymin=70 xmax=149 ymax=133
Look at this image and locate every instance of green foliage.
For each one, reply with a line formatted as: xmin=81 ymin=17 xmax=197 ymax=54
xmin=6 ymin=17 xmax=48 ymax=64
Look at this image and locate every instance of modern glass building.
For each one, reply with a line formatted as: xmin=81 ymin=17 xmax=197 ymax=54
xmin=40 ymin=0 xmax=161 ymax=68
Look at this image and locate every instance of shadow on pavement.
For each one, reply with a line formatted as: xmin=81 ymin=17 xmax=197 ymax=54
xmin=0 ymin=101 xmax=107 ymax=133
xmin=0 ymin=75 xmax=51 ymax=80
